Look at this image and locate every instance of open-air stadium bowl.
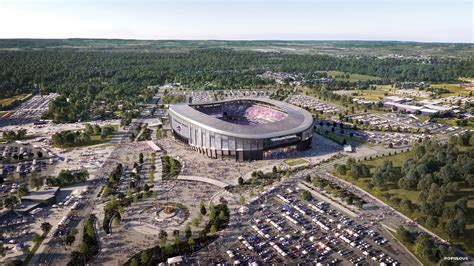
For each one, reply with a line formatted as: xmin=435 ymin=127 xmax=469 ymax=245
xmin=169 ymin=98 xmax=314 ymax=161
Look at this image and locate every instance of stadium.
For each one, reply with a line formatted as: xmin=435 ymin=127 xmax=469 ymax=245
xmin=168 ymin=98 xmax=314 ymax=161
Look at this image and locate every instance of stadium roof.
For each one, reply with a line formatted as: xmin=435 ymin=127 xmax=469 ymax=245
xmin=169 ymin=98 xmax=314 ymax=139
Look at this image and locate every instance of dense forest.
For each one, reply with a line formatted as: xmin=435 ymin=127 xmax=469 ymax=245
xmin=0 ymin=49 xmax=472 ymax=122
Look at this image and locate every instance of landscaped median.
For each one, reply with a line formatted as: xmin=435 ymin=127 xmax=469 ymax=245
xmin=23 ymin=223 xmax=52 ymax=265
xmin=67 ymin=214 xmax=99 ymax=265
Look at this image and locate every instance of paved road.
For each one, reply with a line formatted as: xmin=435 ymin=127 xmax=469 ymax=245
xmin=34 ymin=180 xmax=105 ymax=265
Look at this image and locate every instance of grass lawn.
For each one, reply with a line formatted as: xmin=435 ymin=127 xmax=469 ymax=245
xmin=350 ymin=89 xmax=389 ymax=101
xmin=55 ymin=134 xmax=114 ymax=149
xmin=363 ymin=151 xmax=414 ymax=169
xmin=334 ymin=151 xmax=474 ymax=256
xmin=315 ymin=128 xmax=365 ymax=146
xmin=0 ymin=93 xmax=32 ymax=108
xmin=284 ymin=158 xmax=309 ymax=167
xmin=430 ymin=83 xmax=472 ymax=97
xmin=322 ymin=71 xmax=381 ymax=82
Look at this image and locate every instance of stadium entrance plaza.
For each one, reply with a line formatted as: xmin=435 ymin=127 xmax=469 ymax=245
xmin=159 ymin=133 xmax=348 ymax=185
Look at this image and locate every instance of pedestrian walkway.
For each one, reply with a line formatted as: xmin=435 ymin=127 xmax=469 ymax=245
xmin=177 ymin=175 xmax=231 ymax=188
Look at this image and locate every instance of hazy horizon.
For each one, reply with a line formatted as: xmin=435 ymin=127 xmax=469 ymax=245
xmin=0 ymin=38 xmax=473 ymax=45
xmin=0 ymin=0 xmax=472 ymax=43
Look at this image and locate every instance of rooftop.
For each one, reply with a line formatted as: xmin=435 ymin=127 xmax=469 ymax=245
xmin=21 ymin=186 xmax=59 ymax=202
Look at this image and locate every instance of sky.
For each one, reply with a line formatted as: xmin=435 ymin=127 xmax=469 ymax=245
xmin=0 ymin=0 xmax=472 ymax=43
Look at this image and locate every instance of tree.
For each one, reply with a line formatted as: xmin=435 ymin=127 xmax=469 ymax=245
xmin=396 ymin=225 xmax=411 ymax=243
xmin=133 ymin=194 xmax=139 ymax=204
xmin=79 ymin=242 xmax=89 ymax=255
xmin=272 ymin=165 xmax=277 ymax=173
xmin=301 ymin=190 xmax=312 ymax=201
xmin=426 ymin=216 xmax=438 ymax=228
xmin=336 ymin=164 xmax=347 ymax=175
xmin=155 ymin=127 xmax=162 ymax=139
xmin=312 ymin=177 xmax=319 ymax=188
xmin=17 ymin=185 xmax=29 ymax=198
xmin=400 ymin=199 xmax=414 ymax=213
xmin=65 ymin=234 xmax=76 ymax=246
xmin=29 ymin=176 xmax=43 ymax=191
xmin=184 ymin=224 xmax=192 ymax=238
xmin=113 ymin=216 xmax=121 ymax=226
xmin=188 ymin=236 xmax=195 ymax=245
xmin=345 ymin=196 xmax=353 ymax=205
xmin=159 ymin=229 xmax=167 ymax=242
xmin=249 ymin=190 xmax=254 ymax=198
xmin=130 ymin=258 xmax=139 ymax=266
xmin=445 ymin=218 xmax=465 ymax=239
xmin=200 ymin=202 xmax=207 ymax=215
xmin=209 ymin=224 xmax=217 ymax=236
xmin=414 ymin=233 xmax=437 ymax=262
xmin=32 ymin=233 xmax=42 ymax=243
xmin=0 ymin=242 xmax=5 ymax=257
xmin=41 ymin=222 xmax=52 ymax=233
xmin=239 ymin=195 xmax=246 ymax=205
xmin=140 ymin=250 xmax=150 ymax=264
xmin=454 ymin=197 xmax=468 ymax=214
xmin=218 ymin=210 xmax=226 ymax=221
xmin=4 ymin=195 xmax=18 ymax=209
xmin=346 ymin=157 xmax=356 ymax=171
xmin=238 ymin=176 xmax=244 ymax=186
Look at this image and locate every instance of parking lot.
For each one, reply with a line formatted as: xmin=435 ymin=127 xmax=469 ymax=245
xmin=286 ymin=94 xmax=344 ymax=114
xmin=158 ymin=89 xmax=273 ymax=104
xmin=220 ymin=183 xmax=411 ymax=265
xmin=0 ymin=93 xmax=58 ymax=127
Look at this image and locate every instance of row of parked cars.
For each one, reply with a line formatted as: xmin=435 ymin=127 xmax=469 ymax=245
xmin=227 ymin=183 xmax=401 ymax=265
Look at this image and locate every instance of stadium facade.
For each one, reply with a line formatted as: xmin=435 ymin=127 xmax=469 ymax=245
xmin=168 ymin=98 xmax=314 ymax=161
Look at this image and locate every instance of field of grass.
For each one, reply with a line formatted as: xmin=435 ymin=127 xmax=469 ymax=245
xmin=322 ymin=71 xmax=381 ymax=82
xmin=55 ymin=134 xmax=114 ymax=149
xmin=315 ymin=128 xmax=365 ymax=146
xmin=430 ymin=83 xmax=472 ymax=97
xmin=334 ymin=151 xmax=474 ymax=256
xmin=350 ymin=88 xmax=389 ymax=101
xmin=363 ymin=150 xmax=414 ymax=168
xmin=0 ymin=93 xmax=32 ymax=108
xmin=284 ymin=158 xmax=309 ymax=167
